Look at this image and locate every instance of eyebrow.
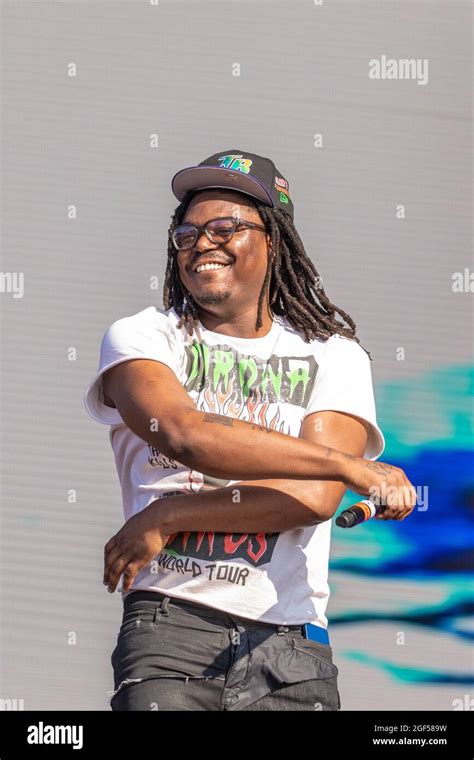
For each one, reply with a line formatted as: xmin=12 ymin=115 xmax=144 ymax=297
xmin=181 ymin=215 xmax=249 ymax=226
xmin=182 ymin=211 xmax=262 ymax=225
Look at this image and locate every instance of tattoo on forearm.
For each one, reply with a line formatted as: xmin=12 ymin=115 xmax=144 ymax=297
xmin=364 ymin=461 xmax=393 ymax=475
xmin=249 ymin=424 xmax=274 ymax=434
xmin=203 ymin=413 xmax=234 ymax=427
xmin=341 ymin=451 xmax=357 ymax=461
xmin=203 ymin=414 xmax=275 ymax=435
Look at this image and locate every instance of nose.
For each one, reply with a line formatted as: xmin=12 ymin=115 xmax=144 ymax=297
xmin=193 ymin=228 xmax=219 ymax=252
xmin=184 ymin=232 xmax=221 ymax=271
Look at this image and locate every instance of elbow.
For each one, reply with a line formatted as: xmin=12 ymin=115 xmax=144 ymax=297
xmin=154 ymin=408 xmax=195 ymax=463
xmin=288 ymin=503 xmax=334 ymax=528
xmin=305 ymin=499 xmax=339 ymax=526
xmin=292 ymin=486 xmax=339 ymax=526
xmin=304 ymin=486 xmax=346 ymax=526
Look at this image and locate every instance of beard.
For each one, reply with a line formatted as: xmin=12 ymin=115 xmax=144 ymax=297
xmin=191 ymin=286 xmax=233 ymax=306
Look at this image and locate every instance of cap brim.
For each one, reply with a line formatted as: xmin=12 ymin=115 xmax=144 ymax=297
xmin=171 ymin=166 xmax=273 ymax=207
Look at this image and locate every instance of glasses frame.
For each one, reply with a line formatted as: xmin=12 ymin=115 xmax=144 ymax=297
xmin=171 ymin=215 xmax=267 ymax=251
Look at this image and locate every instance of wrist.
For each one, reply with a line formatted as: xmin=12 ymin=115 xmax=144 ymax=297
xmin=152 ymin=495 xmax=181 ymax=535
xmin=329 ymin=449 xmax=354 ymax=483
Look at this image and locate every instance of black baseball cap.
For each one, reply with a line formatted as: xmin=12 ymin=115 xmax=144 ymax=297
xmin=171 ymin=149 xmax=294 ymax=221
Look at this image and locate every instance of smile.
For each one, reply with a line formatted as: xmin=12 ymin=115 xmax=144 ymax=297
xmin=194 ymin=262 xmax=232 ymax=273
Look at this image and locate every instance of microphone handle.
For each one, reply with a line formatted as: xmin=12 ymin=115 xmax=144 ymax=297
xmin=335 ymin=499 xmax=386 ymax=528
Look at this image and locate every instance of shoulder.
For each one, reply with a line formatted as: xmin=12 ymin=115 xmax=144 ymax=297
xmin=103 ymin=305 xmax=182 ymax=345
xmin=278 ymin=317 xmax=369 ymax=366
xmin=107 ymin=305 xmax=175 ymax=334
xmin=320 ymin=333 xmax=370 ymax=365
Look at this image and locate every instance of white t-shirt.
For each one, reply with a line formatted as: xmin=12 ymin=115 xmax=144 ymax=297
xmin=84 ymin=306 xmax=385 ymax=626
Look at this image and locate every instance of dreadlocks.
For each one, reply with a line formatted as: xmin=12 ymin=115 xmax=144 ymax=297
xmin=163 ymin=190 xmax=371 ymax=360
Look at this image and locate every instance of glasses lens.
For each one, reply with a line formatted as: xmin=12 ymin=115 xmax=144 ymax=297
xmin=207 ymin=218 xmax=235 ymax=243
xmin=172 ymin=224 xmax=197 ymax=250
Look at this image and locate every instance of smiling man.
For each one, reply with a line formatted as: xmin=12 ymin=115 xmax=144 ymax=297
xmin=84 ymin=149 xmax=416 ymax=712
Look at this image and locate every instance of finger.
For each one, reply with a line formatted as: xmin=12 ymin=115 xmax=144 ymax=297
xmin=396 ymin=501 xmax=408 ymax=517
xmin=103 ymin=539 xmax=118 ymax=578
xmin=392 ymin=499 xmax=416 ymax=520
xmin=401 ymin=480 xmax=416 ymax=509
xmin=402 ymin=484 xmax=412 ymax=509
xmin=103 ymin=546 xmax=123 ymax=586
xmin=386 ymin=490 xmax=395 ymax=509
xmin=390 ymin=487 xmax=405 ymax=510
xmin=122 ymin=563 xmax=141 ymax=593
xmin=399 ymin=499 xmax=412 ymax=517
xmin=104 ymin=537 xmax=117 ymax=557
xmin=384 ymin=495 xmax=403 ymax=517
xmin=394 ymin=511 xmax=409 ymax=520
xmin=391 ymin=483 xmax=413 ymax=512
xmin=107 ymin=557 xmax=130 ymax=593
xmin=381 ymin=503 xmax=404 ymax=520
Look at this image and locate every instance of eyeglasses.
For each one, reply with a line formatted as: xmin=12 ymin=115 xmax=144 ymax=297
xmin=171 ymin=215 xmax=267 ymax=251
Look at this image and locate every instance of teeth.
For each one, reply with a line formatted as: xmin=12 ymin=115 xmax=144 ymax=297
xmin=195 ymin=262 xmax=228 ymax=273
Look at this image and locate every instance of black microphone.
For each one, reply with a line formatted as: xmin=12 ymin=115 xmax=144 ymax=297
xmin=335 ymin=499 xmax=386 ymax=528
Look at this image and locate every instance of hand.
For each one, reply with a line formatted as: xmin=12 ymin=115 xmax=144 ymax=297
xmin=103 ymin=501 xmax=170 ymax=593
xmin=342 ymin=457 xmax=417 ymax=521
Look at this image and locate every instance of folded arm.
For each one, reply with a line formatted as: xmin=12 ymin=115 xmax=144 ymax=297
xmin=103 ymin=409 xmax=369 ymax=592
xmin=102 ymin=358 xmax=383 ymax=492
xmin=158 ymin=409 xmax=369 ymax=533
xmin=101 ymin=357 xmax=416 ymax=591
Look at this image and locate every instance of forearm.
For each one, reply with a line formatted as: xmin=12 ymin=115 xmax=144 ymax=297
xmin=170 ymin=410 xmax=352 ymax=484
xmin=156 ymin=478 xmax=329 ymax=535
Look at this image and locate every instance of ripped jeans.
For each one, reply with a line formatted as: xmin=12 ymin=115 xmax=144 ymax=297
xmin=109 ymin=591 xmax=341 ymax=711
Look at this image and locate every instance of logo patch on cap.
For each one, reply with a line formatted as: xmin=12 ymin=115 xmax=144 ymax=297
xmin=275 ymin=176 xmax=289 ymax=190
xmin=275 ymin=182 xmax=290 ymax=199
xmin=217 ymin=154 xmax=253 ymax=174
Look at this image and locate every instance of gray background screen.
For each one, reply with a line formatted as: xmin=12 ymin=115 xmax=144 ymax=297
xmin=1 ymin=0 xmax=472 ymax=710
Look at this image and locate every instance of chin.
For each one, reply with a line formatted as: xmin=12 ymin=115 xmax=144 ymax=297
xmin=192 ymin=289 xmax=233 ymax=306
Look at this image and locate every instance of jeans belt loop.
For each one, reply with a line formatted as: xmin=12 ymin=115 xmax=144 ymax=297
xmin=160 ymin=596 xmax=170 ymax=616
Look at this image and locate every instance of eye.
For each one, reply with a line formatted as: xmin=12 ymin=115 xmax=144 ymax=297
xmin=173 ymin=225 xmax=196 ymax=249
xmin=211 ymin=219 xmax=233 ymax=231
xmin=208 ymin=220 xmax=234 ymax=239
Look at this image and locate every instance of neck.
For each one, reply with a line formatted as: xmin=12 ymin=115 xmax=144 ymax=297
xmin=195 ymin=303 xmax=274 ymax=339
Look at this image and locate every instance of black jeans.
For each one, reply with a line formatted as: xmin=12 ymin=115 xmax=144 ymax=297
xmin=109 ymin=591 xmax=341 ymax=711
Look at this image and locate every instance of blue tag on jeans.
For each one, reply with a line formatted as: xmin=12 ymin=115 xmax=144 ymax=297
xmin=303 ymin=623 xmax=330 ymax=646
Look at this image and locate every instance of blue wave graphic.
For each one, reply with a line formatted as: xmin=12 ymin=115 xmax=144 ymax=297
xmin=330 ymin=364 xmax=474 ymax=688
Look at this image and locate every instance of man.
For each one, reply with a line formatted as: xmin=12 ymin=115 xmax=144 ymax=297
xmin=84 ymin=149 xmax=416 ymax=711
